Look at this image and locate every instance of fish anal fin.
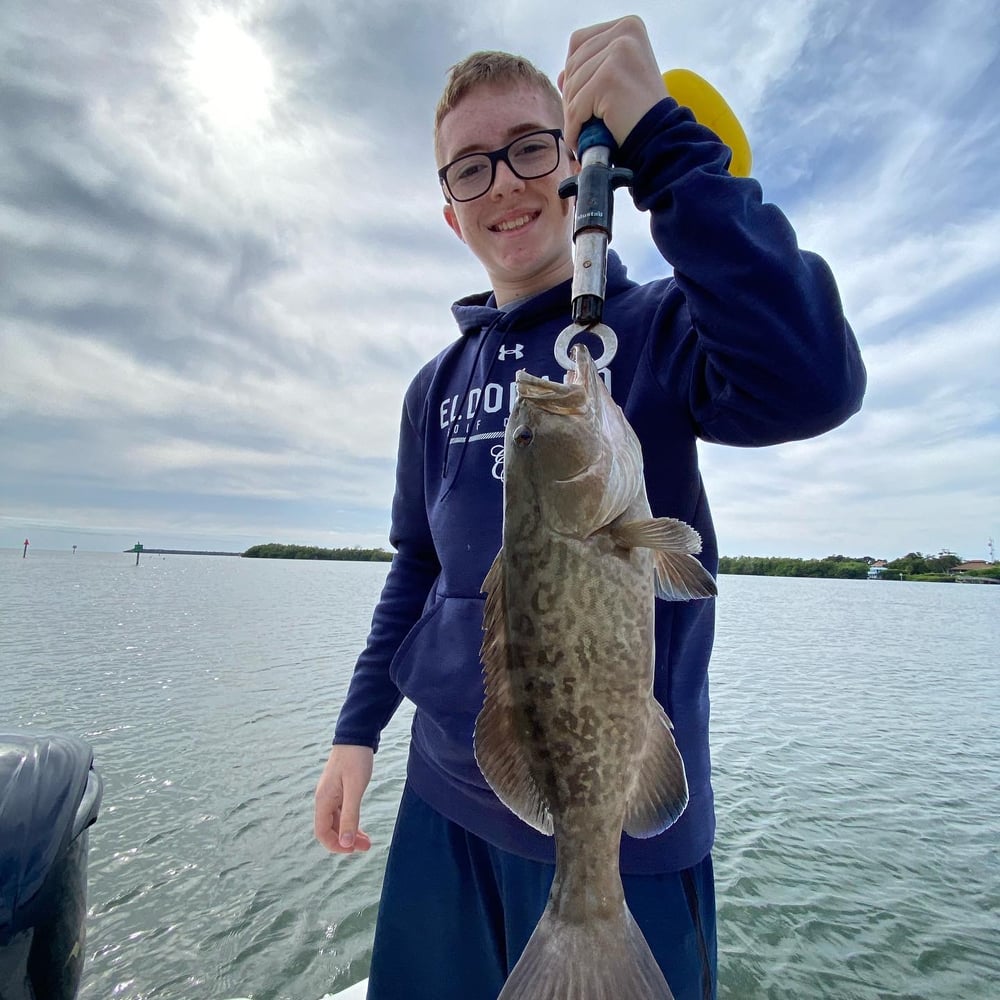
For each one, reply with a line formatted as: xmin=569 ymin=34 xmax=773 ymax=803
xmin=622 ymin=701 xmax=689 ymax=839
xmin=475 ymin=551 xmax=553 ymax=836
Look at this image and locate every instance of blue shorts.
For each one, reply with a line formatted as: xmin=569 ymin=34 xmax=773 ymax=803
xmin=367 ymin=783 xmax=716 ymax=1000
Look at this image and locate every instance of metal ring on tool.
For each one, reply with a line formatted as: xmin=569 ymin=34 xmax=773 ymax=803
xmin=554 ymin=322 xmax=618 ymax=371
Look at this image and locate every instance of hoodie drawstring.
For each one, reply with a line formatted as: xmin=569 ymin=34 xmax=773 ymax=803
xmin=440 ymin=316 xmax=508 ymax=499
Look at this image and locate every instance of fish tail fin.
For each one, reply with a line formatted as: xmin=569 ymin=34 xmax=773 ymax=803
xmin=499 ymin=903 xmax=673 ymax=1000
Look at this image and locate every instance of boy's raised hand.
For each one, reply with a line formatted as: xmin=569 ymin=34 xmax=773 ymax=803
xmin=558 ymin=15 xmax=667 ymax=154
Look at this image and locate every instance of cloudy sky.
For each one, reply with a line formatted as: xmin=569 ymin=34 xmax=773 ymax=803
xmin=2 ymin=0 xmax=998 ymax=561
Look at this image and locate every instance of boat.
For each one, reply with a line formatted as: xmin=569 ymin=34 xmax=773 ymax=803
xmin=327 ymin=983 xmax=368 ymax=999
xmin=0 ymin=731 xmax=104 ymax=1000
xmin=0 ymin=728 xmax=370 ymax=1000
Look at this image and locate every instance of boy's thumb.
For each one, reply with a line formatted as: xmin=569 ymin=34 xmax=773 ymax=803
xmin=339 ymin=789 xmax=361 ymax=848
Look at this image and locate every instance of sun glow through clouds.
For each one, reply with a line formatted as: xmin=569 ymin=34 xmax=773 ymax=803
xmin=187 ymin=12 xmax=274 ymax=130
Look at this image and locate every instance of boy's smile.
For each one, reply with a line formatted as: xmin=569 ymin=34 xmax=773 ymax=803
xmin=490 ymin=212 xmax=538 ymax=234
xmin=437 ymin=83 xmax=578 ymax=306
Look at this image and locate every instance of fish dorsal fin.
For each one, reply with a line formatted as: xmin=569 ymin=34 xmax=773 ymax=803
xmin=474 ymin=550 xmax=554 ymax=836
xmin=610 ymin=517 xmax=718 ymax=601
xmin=622 ymin=700 xmax=689 ymax=838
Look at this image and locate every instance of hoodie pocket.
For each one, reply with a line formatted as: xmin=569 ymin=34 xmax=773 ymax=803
xmin=388 ymin=595 xmax=487 ymax=739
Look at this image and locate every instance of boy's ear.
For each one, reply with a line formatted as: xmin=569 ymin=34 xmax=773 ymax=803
xmin=443 ymin=203 xmax=466 ymax=244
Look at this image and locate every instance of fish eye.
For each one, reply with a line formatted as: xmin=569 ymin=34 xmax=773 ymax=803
xmin=512 ymin=424 xmax=533 ymax=447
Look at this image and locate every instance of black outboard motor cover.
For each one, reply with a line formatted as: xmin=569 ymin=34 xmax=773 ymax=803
xmin=0 ymin=733 xmax=103 ymax=1000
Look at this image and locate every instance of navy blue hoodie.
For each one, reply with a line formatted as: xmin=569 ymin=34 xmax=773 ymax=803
xmin=333 ymin=97 xmax=866 ymax=874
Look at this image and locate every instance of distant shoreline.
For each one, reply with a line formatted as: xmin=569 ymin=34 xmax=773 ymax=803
xmin=122 ymin=548 xmax=242 ymax=557
xmin=242 ymin=543 xmax=392 ymax=562
xmin=115 ymin=544 xmax=394 ymax=561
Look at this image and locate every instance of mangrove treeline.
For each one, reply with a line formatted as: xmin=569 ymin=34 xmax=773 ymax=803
xmin=720 ymin=555 xmax=871 ymax=579
xmin=719 ymin=552 xmax=999 ymax=582
xmin=243 ymin=543 xmax=392 ymax=562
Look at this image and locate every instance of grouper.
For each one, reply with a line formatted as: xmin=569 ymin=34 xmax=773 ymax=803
xmin=475 ymin=343 xmax=717 ymax=1000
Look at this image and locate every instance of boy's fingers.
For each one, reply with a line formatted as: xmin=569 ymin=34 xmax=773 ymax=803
xmin=338 ymin=786 xmax=363 ymax=849
xmin=315 ymin=811 xmax=345 ymax=853
xmin=561 ymin=15 xmax=664 ymax=151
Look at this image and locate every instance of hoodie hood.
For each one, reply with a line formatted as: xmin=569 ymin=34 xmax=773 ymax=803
xmin=450 ymin=251 xmax=634 ymax=338
xmin=439 ymin=252 xmax=636 ymax=494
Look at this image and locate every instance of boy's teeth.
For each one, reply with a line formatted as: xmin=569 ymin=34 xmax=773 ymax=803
xmin=496 ymin=215 xmax=531 ymax=232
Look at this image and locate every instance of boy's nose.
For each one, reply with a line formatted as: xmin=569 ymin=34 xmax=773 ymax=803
xmin=490 ymin=158 xmax=525 ymax=198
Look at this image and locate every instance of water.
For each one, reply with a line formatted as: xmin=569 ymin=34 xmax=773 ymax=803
xmin=1 ymin=551 xmax=998 ymax=999
xmin=710 ymin=577 xmax=999 ymax=998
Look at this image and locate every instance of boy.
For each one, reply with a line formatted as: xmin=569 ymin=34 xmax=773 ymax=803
xmin=315 ymin=16 xmax=865 ymax=999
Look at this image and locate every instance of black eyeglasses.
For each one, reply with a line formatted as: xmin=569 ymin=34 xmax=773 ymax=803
xmin=438 ymin=129 xmax=565 ymax=203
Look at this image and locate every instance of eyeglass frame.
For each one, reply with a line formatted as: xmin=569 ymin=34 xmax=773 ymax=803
xmin=437 ymin=128 xmax=568 ymax=203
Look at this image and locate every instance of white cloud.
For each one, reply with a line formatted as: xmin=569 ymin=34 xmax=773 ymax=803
xmin=1 ymin=0 xmax=997 ymax=559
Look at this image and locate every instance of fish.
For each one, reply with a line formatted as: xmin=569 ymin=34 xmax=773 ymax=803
xmin=475 ymin=343 xmax=717 ymax=1000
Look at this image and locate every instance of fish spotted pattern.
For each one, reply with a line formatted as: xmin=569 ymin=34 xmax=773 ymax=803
xmin=475 ymin=344 xmax=717 ymax=1000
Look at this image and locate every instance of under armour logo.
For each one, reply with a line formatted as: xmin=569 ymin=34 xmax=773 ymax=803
xmin=498 ymin=343 xmax=524 ymax=361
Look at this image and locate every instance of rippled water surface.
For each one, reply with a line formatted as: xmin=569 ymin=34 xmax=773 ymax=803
xmin=2 ymin=551 xmax=998 ymax=999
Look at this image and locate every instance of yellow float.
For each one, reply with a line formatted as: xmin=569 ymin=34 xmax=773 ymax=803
xmin=663 ymin=68 xmax=752 ymax=177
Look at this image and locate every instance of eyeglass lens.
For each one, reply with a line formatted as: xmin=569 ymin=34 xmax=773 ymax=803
xmin=444 ymin=131 xmax=560 ymax=202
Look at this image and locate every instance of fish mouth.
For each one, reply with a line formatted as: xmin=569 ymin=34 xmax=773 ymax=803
xmin=515 ymin=370 xmax=588 ymax=414
xmin=565 ymin=343 xmax=601 ymax=390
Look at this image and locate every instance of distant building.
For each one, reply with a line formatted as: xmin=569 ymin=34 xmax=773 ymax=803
xmin=867 ymin=560 xmax=889 ymax=579
xmin=950 ymin=560 xmax=991 ymax=573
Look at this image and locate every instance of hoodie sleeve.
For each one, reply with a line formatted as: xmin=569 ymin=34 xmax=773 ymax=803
xmin=618 ymin=97 xmax=866 ymax=446
xmin=332 ymin=372 xmax=441 ymax=751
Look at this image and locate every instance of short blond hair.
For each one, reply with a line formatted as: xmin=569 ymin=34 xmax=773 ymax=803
xmin=434 ymin=51 xmax=563 ymax=164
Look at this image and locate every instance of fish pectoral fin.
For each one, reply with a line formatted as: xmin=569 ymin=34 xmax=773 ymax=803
xmin=610 ymin=517 xmax=717 ymax=601
xmin=475 ymin=551 xmax=554 ymax=836
xmin=622 ymin=701 xmax=689 ymax=839
xmin=611 ymin=515 xmax=702 ymax=553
